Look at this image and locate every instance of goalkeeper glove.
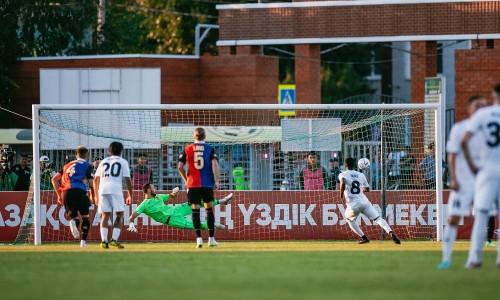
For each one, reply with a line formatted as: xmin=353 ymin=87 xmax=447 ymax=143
xmin=127 ymin=222 xmax=138 ymax=233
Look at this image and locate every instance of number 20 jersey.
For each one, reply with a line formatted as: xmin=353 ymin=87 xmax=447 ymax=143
xmin=179 ymin=142 xmax=217 ymax=189
xmin=95 ymin=155 xmax=130 ymax=195
xmin=466 ymin=105 xmax=500 ymax=177
xmin=338 ymin=170 xmax=370 ymax=204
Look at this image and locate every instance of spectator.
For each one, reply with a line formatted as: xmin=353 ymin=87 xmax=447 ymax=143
xmin=328 ymin=158 xmax=341 ymax=190
xmin=12 ymin=155 xmax=31 ymax=191
xmin=370 ymin=158 xmax=380 ymax=190
xmin=400 ymin=146 xmax=417 ymax=189
xmin=420 ymin=142 xmax=436 ymax=189
xmin=40 ymin=155 xmax=56 ymax=190
xmin=91 ymin=157 xmax=102 ymax=177
xmin=0 ymin=163 xmax=17 ymax=191
xmin=299 ymin=151 xmax=330 ymax=190
xmin=131 ymin=156 xmax=153 ymax=191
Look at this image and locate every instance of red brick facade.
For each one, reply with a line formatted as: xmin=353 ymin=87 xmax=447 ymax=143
xmin=455 ymin=48 xmax=500 ymax=121
xmin=295 ymin=45 xmax=321 ymax=104
xmin=410 ymin=41 xmax=438 ymax=104
xmin=218 ymin=1 xmax=500 ymax=42
xmin=11 ymin=54 xmax=279 ymax=128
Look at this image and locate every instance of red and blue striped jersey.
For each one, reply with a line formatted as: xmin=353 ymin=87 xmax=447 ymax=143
xmin=179 ymin=142 xmax=217 ymax=188
xmin=60 ymin=159 xmax=93 ymax=191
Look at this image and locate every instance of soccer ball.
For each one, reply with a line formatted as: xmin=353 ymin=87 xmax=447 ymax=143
xmin=358 ymin=158 xmax=370 ymax=170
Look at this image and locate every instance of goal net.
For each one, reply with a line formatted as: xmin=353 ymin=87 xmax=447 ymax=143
xmin=21 ymin=104 xmax=443 ymax=244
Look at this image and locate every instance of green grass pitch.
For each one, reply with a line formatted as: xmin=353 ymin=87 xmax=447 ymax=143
xmin=0 ymin=241 xmax=498 ymax=300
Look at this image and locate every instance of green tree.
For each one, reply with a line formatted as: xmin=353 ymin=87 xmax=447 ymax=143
xmin=321 ymin=44 xmax=374 ymax=104
xmin=0 ymin=0 xmax=95 ymax=127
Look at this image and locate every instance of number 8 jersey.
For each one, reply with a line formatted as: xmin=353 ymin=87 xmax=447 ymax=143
xmin=179 ymin=141 xmax=217 ymax=188
xmin=338 ymin=170 xmax=370 ymax=204
xmin=466 ymin=105 xmax=500 ymax=177
xmin=95 ymin=155 xmax=131 ymax=195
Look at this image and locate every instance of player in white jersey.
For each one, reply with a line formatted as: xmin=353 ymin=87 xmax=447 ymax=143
xmin=94 ymin=142 xmax=133 ymax=249
xmin=339 ymin=158 xmax=401 ymax=244
xmin=463 ymin=85 xmax=500 ymax=269
xmin=438 ymin=95 xmax=488 ymax=270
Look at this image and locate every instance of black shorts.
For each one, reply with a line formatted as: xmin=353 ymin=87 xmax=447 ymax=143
xmin=63 ymin=188 xmax=91 ymax=218
xmin=187 ymin=188 xmax=214 ymax=205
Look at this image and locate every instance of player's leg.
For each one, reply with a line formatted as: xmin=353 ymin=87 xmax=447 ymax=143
xmin=65 ymin=190 xmax=81 ymax=239
xmin=188 ymin=189 xmax=203 ymax=248
xmin=440 ymin=189 xmax=473 ymax=268
xmin=78 ymin=190 xmax=91 ymax=248
xmin=364 ymin=202 xmax=401 ymax=244
xmin=168 ymin=215 xmax=209 ymax=230
xmin=486 ymin=215 xmax=496 ymax=246
xmin=98 ymin=194 xmax=112 ymax=248
xmin=203 ymin=188 xmax=217 ymax=247
xmin=109 ymin=194 xmax=125 ymax=248
xmin=218 ymin=193 xmax=234 ymax=205
xmin=345 ymin=204 xmax=368 ymax=243
xmin=466 ymin=175 xmax=496 ymax=268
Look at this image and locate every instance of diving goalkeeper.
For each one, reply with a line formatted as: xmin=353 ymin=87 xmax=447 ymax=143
xmin=127 ymin=183 xmax=233 ymax=232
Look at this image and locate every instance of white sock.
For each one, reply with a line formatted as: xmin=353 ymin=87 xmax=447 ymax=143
xmin=347 ymin=219 xmax=365 ymax=237
xmin=100 ymin=227 xmax=108 ymax=242
xmin=375 ymin=218 xmax=392 ymax=234
xmin=112 ymin=227 xmax=121 ymax=241
xmin=442 ymin=224 xmax=457 ymax=262
xmin=467 ymin=210 xmax=488 ymax=265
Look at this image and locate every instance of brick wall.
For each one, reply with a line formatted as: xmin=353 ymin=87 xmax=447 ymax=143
xmin=455 ymin=48 xmax=500 ymax=121
xmin=219 ymin=1 xmax=500 ymax=41
xmin=295 ymin=45 xmax=321 ymax=104
xmin=10 ymin=54 xmax=279 ymax=128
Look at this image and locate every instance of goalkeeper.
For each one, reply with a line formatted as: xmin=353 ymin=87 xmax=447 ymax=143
xmin=128 ymin=183 xmax=233 ymax=232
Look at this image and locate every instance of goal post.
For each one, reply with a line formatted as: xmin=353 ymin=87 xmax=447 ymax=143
xmin=29 ymin=103 xmax=443 ymax=245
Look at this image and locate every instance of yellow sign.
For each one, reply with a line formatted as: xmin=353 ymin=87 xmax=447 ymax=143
xmin=278 ymin=84 xmax=296 ymax=117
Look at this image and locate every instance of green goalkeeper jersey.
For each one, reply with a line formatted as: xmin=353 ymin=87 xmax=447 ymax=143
xmin=135 ymin=194 xmax=173 ymax=224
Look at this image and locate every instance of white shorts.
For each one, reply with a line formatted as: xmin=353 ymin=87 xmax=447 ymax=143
xmin=473 ymin=172 xmax=500 ymax=213
xmin=98 ymin=194 xmax=125 ymax=213
xmin=345 ymin=201 xmax=379 ymax=222
xmin=447 ymin=189 xmax=474 ymax=217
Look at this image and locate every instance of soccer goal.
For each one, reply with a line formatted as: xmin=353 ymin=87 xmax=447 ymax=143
xmin=22 ymin=103 xmax=443 ymax=245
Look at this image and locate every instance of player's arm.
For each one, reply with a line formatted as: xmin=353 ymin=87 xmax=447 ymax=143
xmin=212 ymin=159 xmax=220 ymax=190
xmin=177 ymin=150 xmax=188 ymax=186
xmin=461 ymin=131 xmax=478 ymax=175
xmin=93 ymin=176 xmax=100 ymax=205
xmin=339 ymin=177 xmax=346 ymax=201
xmin=211 ymin=148 xmax=220 ymax=190
xmin=161 ymin=187 xmax=180 ymax=204
xmin=51 ymin=172 xmax=63 ymax=205
xmin=85 ymin=165 xmax=95 ymax=203
xmin=124 ymin=162 xmax=133 ymax=205
xmin=128 ymin=206 xmax=142 ymax=233
xmin=447 ymin=152 xmax=458 ymax=190
xmin=362 ymin=175 xmax=370 ymax=193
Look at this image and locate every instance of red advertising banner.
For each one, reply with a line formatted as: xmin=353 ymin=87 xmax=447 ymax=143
xmin=1 ymin=190 xmax=470 ymax=242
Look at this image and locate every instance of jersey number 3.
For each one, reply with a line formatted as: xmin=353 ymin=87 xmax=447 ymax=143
xmin=103 ymin=162 xmax=121 ymax=177
xmin=486 ymin=121 xmax=500 ymax=147
xmin=351 ymin=180 xmax=361 ymax=194
xmin=194 ymin=152 xmax=204 ymax=170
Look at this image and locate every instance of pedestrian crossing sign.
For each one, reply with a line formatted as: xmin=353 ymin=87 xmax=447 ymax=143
xmin=278 ymin=84 xmax=296 ymax=117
